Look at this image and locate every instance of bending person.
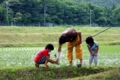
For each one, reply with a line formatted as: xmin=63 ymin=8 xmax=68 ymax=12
xmin=58 ymin=28 xmax=83 ymax=67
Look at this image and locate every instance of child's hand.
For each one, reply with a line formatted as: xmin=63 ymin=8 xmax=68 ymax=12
xmin=91 ymin=54 xmax=94 ymax=56
xmin=54 ymin=54 xmax=57 ymax=58
xmin=93 ymin=54 xmax=97 ymax=56
xmin=54 ymin=60 xmax=59 ymax=65
xmin=44 ymin=65 xmax=49 ymax=68
xmin=92 ymin=52 xmax=97 ymax=56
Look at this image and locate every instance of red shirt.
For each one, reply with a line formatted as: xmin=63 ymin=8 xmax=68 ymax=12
xmin=34 ymin=49 xmax=49 ymax=62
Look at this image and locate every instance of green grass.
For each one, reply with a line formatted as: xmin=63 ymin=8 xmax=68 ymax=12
xmin=0 ymin=26 xmax=120 ymax=80
xmin=66 ymin=67 xmax=120 ymax=80
xmin=0 ymin=66 xmax=119 ymax=80
xmin=0 ymin=26 xmax=120 ymax=47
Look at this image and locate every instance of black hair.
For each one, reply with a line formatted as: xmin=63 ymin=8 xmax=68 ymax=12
xmin=45 ymin=44 xmax=54 ymax=50
xmin=85 ymin=36 xmax=94 ymax=44
xmin=59 ymin=36 xmax=66 ymax=45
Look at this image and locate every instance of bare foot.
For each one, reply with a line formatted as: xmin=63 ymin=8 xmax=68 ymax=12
xmin=35 ymin=64 xmax=39 ymax=68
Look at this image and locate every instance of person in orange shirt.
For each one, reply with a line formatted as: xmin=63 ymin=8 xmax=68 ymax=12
xmin=34 ymin=44 xmax=58 ymax=68
xmin=58 ymin=28 xmax=82 ymax=67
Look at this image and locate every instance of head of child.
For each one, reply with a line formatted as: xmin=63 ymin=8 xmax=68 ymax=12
xmin=45 ymin=44 xmax=54 ymax=52
xmin=86 ymin=36 xmax=94 ymax=46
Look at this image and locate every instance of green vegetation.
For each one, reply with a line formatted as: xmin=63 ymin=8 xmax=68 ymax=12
xmin=76 ymin=0 xmax=120 ymax=7
xmin=0 ymin=26 xmax=120 ymax=80
xmin=0 ymin=26 xmax=120 ymax=47
xmin=0 ymin=0 xmax=120 ymax=26
xmin=1 ymin=45 xmax=120 ymax=67
xmin=0 ymin=66 xmax=120 ymax=80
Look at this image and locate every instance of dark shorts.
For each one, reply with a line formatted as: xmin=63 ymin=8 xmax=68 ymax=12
xmin=36 ymin=54 xmax=50 ymax=64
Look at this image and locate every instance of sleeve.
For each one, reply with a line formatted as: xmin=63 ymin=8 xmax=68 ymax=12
xmin=95 ymin=41 xmax=98 ymax=47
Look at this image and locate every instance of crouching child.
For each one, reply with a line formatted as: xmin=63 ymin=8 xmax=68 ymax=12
xmin=34 ymin=44 xmax=58 ymax=68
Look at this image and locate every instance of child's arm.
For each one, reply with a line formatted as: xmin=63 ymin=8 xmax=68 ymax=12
xmin=88 ymin=47 xmax=93 ymax=56
xmin=94 ymin=46 xmax=99 ymax=56
xmin=46 ymin=56 xmax=58 ymax=64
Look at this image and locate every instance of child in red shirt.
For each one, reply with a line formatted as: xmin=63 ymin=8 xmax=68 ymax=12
xmin=34 ymin=44 xmax=58 ymax=68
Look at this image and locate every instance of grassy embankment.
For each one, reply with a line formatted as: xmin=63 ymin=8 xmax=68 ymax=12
xmin=0 ymin=66 xmax=120 ymax=80
xmin=0 ymin=26 xmax=120 ymax=80
xmin=0 ymin=26 xmax=120 ymax=47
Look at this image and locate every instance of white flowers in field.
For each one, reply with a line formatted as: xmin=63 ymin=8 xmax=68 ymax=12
xmin=0 ymin=47 xmax=120 ymax=67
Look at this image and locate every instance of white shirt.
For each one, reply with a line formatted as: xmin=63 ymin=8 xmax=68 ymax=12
xmin=87 ymin=41 xmax=98 ymax=54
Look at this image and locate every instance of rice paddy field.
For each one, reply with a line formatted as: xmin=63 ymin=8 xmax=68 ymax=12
xmin=0 ymin=26 xmax=120 ymax=68
xmin=0 ymin=45 xmax=120 ymax=67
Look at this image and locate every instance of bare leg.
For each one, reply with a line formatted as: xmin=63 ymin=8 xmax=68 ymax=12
xmin=35 ymin=63 xmax=39 ymax=68
xmin=77 ymin=59 xmax=82 ymax=67
xmin=89 ymin=62 xmax=92 ymax=67
xmin=94 ymin=63 xmax=97 ymax=69
xmin=44 ymin=60 xmax=49 ymax=68
xmin=69 ymin=61 xmax=72 ymax=66
xmin=95 ymin=63 xmax=97 ymax=67
xmin=79 ymin=59 xmax=82 ymax=65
